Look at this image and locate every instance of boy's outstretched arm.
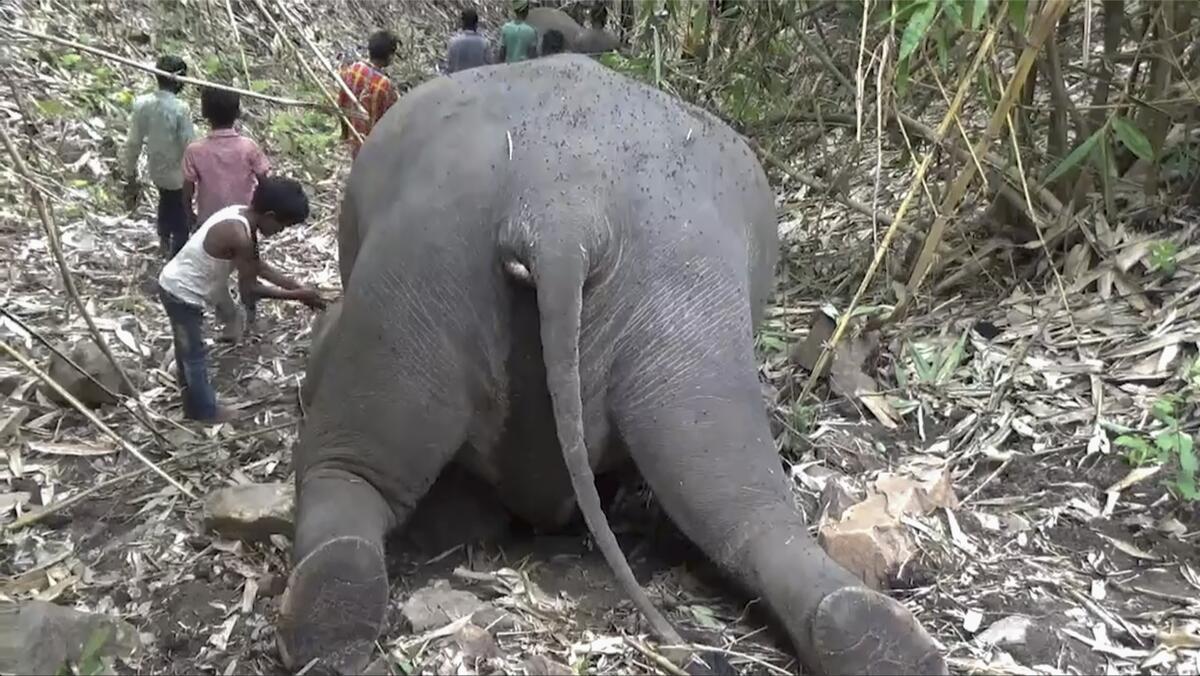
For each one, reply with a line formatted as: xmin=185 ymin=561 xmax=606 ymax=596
xmin=228 ymin=228 xmax=324 ymax=309
xmin=255 ymin=260 xmax=302 ymax=291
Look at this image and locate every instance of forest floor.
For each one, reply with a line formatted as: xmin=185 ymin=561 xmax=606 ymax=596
xmin=1 ymin=1 xmax=1199 ymax=675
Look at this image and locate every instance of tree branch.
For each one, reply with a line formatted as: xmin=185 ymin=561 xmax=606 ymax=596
xmin=0 ymin=24 xmax=322 ymax=108
xmin=0 ymin=341 xmax=195 ymax=500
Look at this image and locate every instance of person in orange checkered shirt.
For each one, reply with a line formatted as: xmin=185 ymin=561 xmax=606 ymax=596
xmin=338 ymin=30 xmax=401 ymax=158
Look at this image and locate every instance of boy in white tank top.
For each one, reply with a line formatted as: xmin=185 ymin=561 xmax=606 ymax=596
xmin=159 ymin=176 xmax=327 ymax=422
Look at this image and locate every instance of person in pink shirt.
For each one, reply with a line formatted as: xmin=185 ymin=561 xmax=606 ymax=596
xmin=183 ymin=87 xmax=270 ymax=341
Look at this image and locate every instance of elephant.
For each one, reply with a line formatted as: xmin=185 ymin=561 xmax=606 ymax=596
xmin=298 ymin=300 xmax=340 ymax=411
xmin=277 ymin=54 xmax=947 ymax=676
xmin=525 ymin=7 xmax=584 ymax=52
xmin=524 ymin=7 xmax=621 ymax=57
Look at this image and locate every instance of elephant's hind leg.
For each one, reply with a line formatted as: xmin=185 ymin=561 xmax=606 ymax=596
xmin=279 ymin=325 xmax=474 ymax=672
xmin=278 ymin=469 xmax=393 ymax=673
xmin=611 ymin=349 xmax=947 ymax=675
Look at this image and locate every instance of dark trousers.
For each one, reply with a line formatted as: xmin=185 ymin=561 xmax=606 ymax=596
xmin=157 ymin=188 xmax=189 ymax=258
xmin=159 ymin=289 xmax=217 ymax=420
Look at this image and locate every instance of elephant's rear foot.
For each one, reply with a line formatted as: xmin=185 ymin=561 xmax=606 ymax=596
xmin=277 ymin=536 xmax=388 ymax=673
xmin=811 ymin=586 xmax=947 ymax=675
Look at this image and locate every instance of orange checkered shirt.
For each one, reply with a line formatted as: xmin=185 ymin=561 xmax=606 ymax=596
xmin=338 ymin=61 xmax=399 ymax=156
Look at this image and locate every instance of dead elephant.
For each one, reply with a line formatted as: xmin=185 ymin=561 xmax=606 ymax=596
xmin=525 ymin=7 xmax=582 ymax=50
xmin=280 ymin=55 xmax=947 ymax=676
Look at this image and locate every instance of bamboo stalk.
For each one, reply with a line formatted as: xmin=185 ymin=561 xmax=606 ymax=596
xmin=0 ymin=306 xmax=198 ymax=443
xmin=249 ymin=0 xmax=365 ymax=146
xmin=0 ymin=341 xmax=196 ymax=500
xmin=223 ymin=0 xmax=254 ymax=86
xmin=0 ymin=24 xmax=320 ymax=108
xmin=798 ymin=1 xmax=1010 ymax=403
xmin=900 ymin=0 xmax=1072 ymax=310
xmin=0 ymin=122 xmax=156 ymax=429
xmin=270 ymin=0 xmax=370 ymax=119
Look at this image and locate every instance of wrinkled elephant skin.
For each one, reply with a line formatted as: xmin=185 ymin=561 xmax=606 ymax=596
xmin=280 ymin=56 xmax=947 ymax=676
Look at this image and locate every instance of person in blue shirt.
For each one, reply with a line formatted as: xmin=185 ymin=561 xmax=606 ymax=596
xmin=447 ymin=7 xmax=490 ymax=73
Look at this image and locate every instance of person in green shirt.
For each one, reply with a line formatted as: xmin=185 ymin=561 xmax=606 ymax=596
xmin=123 ymin=55 xmax=196 ymax=259
xmin=498 ymin=0 xmax=537 ymax=63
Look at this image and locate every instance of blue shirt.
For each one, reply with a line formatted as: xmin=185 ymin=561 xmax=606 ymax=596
xmin=447 ymin=30 xmax=489 ymax=73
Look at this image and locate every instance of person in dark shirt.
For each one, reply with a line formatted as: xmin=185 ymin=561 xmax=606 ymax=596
xmin=447 ymin=7 xmax=490 ymax=73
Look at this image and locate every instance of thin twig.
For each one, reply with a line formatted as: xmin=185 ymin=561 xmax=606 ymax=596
xmin=899 ymin=0 xmax=1072 ymax=315
xmin=0 ymin=341 xmax=195 ymax=500
xmin=271 ymin=0 xmax=370 ymax=119
xmin=0 ymin=24 xmax=321 ymax=108
xmin=0 ymin=120 xmax=154 ymax=430
xmin=872 ymin=36 xmax=888 ymax=247
xmin=222 ymin=0 xmax=254 ymax=86
xmin=1004 ymin=110 xmax=1077 ymax=336
xmin=753 ymin=142 xmax=893 ymax=226
xmin=796 ymin=29 xmax=854 ymax=96
xmin=798 ymin=2 xmax=1010 ymax=403
xmin=249 ymin=0 xmax=364 ymax=146
xmin=854 ymin=0 xmax=871 ymax=142
xmin=3 ymin=420 xmax=298 ymax=533
xmin=623 ymin=637 xmax=690 ymax=676
xmin=0 ymin=306 xmax=199 ymax=443
xmin=3 ymin=453 xmax=167 ymax=533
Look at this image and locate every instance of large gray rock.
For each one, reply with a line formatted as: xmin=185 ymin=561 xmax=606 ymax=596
xmin=0 ymin=600 xmax=142 ymax=674
xmin=203 ymin=482 xmax=294 ymax=542
xmin=45 ymin=340 xmax=129 ymax=408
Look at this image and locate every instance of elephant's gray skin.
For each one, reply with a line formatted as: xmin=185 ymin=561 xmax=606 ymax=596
xmin=525 ymin=7 xmax=583 ymax=51
xmin=298 ymin=300 xmax=340 ymax=410
xmin=278 ymin=55 xmax=947 ymax=676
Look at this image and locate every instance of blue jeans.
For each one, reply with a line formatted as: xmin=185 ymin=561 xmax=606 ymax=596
xmin=157 ymin=188 xmax=188 ymax=258
xmin=160 ymin=289 xmax=217 ymax=420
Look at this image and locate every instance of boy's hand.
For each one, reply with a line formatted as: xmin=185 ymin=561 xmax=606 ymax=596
xmin=123 ymin=182 xmax=141 ymax=211
xmin=295 ymin=287 xmax=327 ymax=310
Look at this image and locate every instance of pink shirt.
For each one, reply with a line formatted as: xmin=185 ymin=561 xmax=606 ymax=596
xmin=182 ymin=128 xmax=270 ymax=224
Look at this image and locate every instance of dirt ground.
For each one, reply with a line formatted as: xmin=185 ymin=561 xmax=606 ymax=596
xmin=3 ymin=0 xmax=1200 ymax=674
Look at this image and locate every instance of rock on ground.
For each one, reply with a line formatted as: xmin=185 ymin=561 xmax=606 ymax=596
xmin=818 ymin=492 xmax=916 ymax=590
xmin=0 ymin=600 xmax=142 ymax=674
xmin=454 ymin=623 xmax=501 ymax=661
xmin=203 ymin=482 xmax=294 ymax=542
xmin=45 ymin=340 xmax=129 ymax=408
xmin=402 ymin=580 xmax=490 ymax=633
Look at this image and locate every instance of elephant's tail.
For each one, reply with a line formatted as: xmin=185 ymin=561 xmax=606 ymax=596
xmin=532 ymin=245 xmax=687 ymax=651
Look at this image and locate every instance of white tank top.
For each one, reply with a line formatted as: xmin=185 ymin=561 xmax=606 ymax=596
xmin=158 ymin=205 xmax=252 ymax=307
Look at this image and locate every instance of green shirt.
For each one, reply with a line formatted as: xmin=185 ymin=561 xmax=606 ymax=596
xmin=124 ymin=90 xmax=196 ymax=190
xmin=501 ymin=20 xmax=537 ymax=63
